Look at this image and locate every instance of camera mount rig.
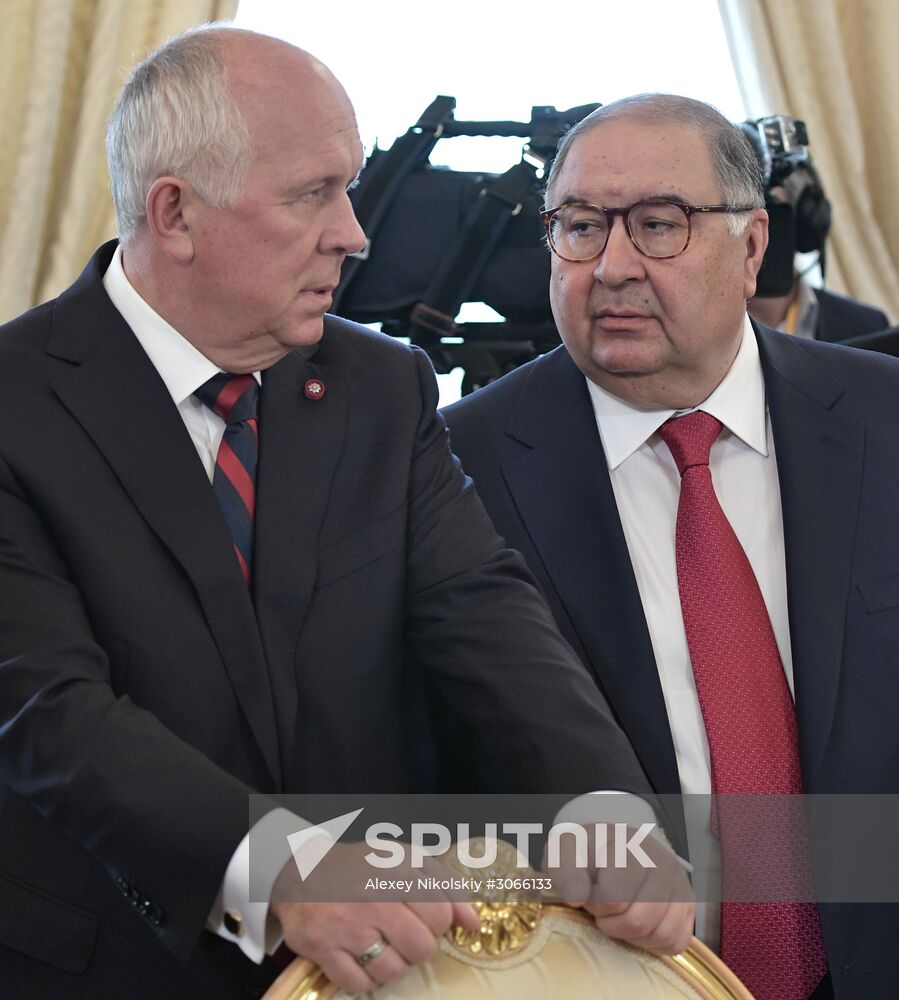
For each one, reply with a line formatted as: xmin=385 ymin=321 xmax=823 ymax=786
xmin=332 ymin=95 xmax=598 ymax=393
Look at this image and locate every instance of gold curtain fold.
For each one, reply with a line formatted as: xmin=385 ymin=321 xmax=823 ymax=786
xmin=0 ymin=0 xmax=238 ymax=323
xmin=718 ymin=0 xmax=899 ymax=321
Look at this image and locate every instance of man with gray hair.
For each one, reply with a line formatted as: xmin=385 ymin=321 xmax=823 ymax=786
xmin=445 ymin=94 xmax=899 ymax=1000
xmin=0 ymin=28 xmax=692 ymax=999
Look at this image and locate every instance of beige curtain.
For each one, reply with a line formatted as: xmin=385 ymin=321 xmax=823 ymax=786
xmin=0 ymin=0 xmax=238 ymax=323
xmin=718 ymin=0 xmax=899 ymax=321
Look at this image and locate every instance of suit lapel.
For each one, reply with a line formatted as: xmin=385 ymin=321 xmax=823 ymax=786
xmin=757 ymin=327 xmax=864 ymax=785
xmin=490 ymin=330 xmax=860 ymax=812
xmin=501 ymin=349 xmax=683 ymax=802
xmin=47 ymin=247 xmax=282 ymax=787
xmin=252 ymin=339 xmax=348 ymax=777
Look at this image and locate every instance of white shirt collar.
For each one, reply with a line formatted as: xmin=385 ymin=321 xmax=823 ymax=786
xmin=586 ymin=314 xmax=769 ymax=469
xmin=101 ymin=245 xmax=260 ymax=404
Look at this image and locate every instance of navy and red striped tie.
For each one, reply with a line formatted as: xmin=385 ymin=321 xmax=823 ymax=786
xmin=194 ymin=373 xmax=259 ymax=587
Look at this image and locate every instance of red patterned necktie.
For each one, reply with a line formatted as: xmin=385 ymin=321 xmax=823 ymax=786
xmin=659 ymin=410 xmax=827 ymax=1000
xmin=194 ymin=373 xmax=259 ymax=587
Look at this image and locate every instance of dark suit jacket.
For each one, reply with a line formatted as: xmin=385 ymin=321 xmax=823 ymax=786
xmin=840 ymin=324 xmax=899 ymax=359
xmin=0 ymin=243 xmax=651 ymax=997
xmin=814 ymin=287 xmax=889 ymax=343
xmin=444 ymin=325 xmax=899 ymax=999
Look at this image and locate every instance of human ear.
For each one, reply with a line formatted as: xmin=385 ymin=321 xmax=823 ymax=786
xmin=144 ymin=176 xmax=195 ymax=264
xmin=742 ymin=209 xmax=769 ymax=299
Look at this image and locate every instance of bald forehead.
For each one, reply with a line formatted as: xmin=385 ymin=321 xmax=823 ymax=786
xmin=548 ymin=124 xmax=729 ymax=217
xmin=548 ymin=115 xmax=715 ymax=203
xmin=215 ymin=29 xmax=356 ymax=157
xmin=220 ymin=30 xmax=332 ymax=89
xmin=577 ymin=114 xmax=711 ymax=161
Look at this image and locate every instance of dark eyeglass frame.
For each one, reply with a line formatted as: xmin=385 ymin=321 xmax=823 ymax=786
xmin=540 ymin=199 xmax=759 ymax=262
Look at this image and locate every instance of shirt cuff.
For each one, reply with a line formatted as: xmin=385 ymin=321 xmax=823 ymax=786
xmin=206 ymin=807 xmax=312 ymax=963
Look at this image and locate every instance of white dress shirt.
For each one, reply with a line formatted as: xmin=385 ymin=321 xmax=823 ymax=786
xmin=586 ymin=315 xmax=794 ymax=949
xmin=103 ymin=246 xmax=293 ymax=962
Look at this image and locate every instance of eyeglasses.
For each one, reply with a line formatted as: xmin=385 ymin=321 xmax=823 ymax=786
xmin=541 ymin=199 xmax=758 ymax=262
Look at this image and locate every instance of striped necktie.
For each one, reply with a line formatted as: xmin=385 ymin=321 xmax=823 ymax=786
xmin=194 ymin=373 xmax=259 ymax=587
xmin=659 ymin=410 xmax=827 ymax=1000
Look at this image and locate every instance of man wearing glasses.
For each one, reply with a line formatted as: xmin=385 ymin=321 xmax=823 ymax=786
xmin=444 ymin=94 xmax=899 ymax=1000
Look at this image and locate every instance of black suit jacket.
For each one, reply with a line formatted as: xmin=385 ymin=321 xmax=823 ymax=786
xmin=0 ymin=243 xmax=651 ymax=997
xmin=839 ymin=324 xmax=899 ymax=359
xmin=444 ymin=325 xmax=899 ymax=999
xmin=814 ymin=287 xmax=889 ymax=343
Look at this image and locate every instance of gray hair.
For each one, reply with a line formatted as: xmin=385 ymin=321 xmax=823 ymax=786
xmin=544 ymin=93 xmax=765 ymax=237
xmin=106 ymin=23 xmax=253 ymax=243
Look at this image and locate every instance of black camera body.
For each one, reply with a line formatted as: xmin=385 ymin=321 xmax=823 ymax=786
xmin=333 ymin=97 xmax=598 ymax=391
xmin=738 ymin=116 xmax=832 ymax=297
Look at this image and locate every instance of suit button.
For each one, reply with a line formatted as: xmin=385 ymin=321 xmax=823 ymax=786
xmin=224 ymin=910 xmax=245 ymax=937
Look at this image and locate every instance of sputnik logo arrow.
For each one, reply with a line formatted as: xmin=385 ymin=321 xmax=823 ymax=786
xmin=286 ymin=808 xmax=364 ymax=880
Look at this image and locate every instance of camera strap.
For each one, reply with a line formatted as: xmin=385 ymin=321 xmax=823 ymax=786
xmin=409 ymin=159 xmax=539 ymax=342
xmin=332 ymin=95 xmax=457 ymax=312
